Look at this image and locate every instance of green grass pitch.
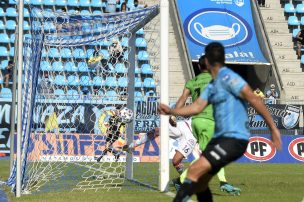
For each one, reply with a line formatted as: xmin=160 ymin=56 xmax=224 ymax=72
xmin=0 ymin=160 xmax=303 ymax=202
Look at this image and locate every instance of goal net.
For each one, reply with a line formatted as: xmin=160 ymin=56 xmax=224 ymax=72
xmin=8 ymin=3 xmax=162 ymax=194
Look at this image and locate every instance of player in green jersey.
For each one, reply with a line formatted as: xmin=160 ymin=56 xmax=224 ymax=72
xmin=173 ymin=55 xmax=241 ymax=195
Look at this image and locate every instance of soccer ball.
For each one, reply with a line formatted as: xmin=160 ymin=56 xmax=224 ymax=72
xmin=119 ymin=107 xmax=133 ymax=123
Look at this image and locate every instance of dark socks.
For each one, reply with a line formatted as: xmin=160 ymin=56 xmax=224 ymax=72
xmin=173 ymin=179 xmax=197 ymax=202
xmin=196 ymin=187 xmax=213 ymax=202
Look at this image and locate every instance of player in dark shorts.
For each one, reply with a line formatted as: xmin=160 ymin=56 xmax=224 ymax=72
xmin=296 ymin=29 xmax=304 ymax=59
xmin=158 ymin=42 xmax=282 ymax=202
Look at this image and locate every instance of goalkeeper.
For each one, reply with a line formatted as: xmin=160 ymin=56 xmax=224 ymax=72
xmin=95 ymin=107 xmax=133 ymax=162
xmin=174 ymin=55 xmax=240 ymax=194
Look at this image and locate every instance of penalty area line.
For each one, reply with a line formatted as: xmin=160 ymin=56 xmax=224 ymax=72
xmin=164 ymin=191 xmax=195 ymax=202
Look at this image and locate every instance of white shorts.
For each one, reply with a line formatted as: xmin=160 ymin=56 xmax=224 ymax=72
xmin=176 ymin=136 xmax=197 ymax=158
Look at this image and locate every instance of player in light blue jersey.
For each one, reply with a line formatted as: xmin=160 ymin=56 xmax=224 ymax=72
xmin=158 ymin=42 xmax=282 ymax=202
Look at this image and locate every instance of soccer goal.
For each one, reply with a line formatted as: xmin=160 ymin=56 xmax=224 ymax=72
xmin=7 ymin=0 xmax=169 ymax=196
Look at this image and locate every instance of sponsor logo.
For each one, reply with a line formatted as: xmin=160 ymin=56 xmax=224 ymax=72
xmin=282 ymin=105 xmax=300 ymax=129
xmin=184 ymin=8 xmax=252 ymax=48
xmin=244 ymin=137 xmax=276 ymax=161
xmin=288 ymin=138 xmax=304 ymax=162
xmin=234 ymin=0 xmax=244 ymax=7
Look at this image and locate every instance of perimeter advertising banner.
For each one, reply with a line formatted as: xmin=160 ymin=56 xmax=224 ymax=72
xmin=175 ymin=0 xmax=269 ymax=64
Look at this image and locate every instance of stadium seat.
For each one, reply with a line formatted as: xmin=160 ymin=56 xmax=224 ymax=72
xmin=49 ymin=48 xmax=60 ymax=58
xmin=135 ymin=66 xmax=141 ymax=74
xmin=301 ymin=55 xmax=304 ymax=64
xmin=288 ymin=16 xmax=300 ymax=26
xmin=115 ymin=63 xmax=127 ymax=73
xmin=10 ymin=34 xmax=15 ymax=43
xmin=78 ymin=62 xmax=90 ymax=72
xmin=80 ymin=0 xmax=90 ymax=7
xmin=136 ymin=37 xmax=147 ymax=48
xmin=44 ymin=21 xmax=56 ymax=32
xmin=123 ymin=51 xmax=128 ymax=61
xmin=41 ymin=61 xmax=52 ymax=71
xmin=97 ymin=40 xmax=111 ymax=47
xmin=1 ymin=60 xmax=9 ymax=70
xmin=56 ymin=0 xmax=68 ymax=6
xmin=86 ymin=49 xmax=95 ymax=58
xmin=80 ymin=10 xmax=91 ymax=15
xmin=6 ymin=20 xmax=16 ymax=30
xmin=100 ymin=49 xmax=110 ymax=60
xmin=54 ymin=89 xmax=65 ymax=99
xmin=23 ymin=21 xmax=30 ymax=31
xmin=135 ymin=91 xmax=144 ymax=102
xmin=23 ymin=8 xmax=30 ymax=17
xmin=80 ymin=76 xmax=92 ymax=86
xmin=65 ymin=62 xmax=78 ymax=72
xmin=91 ymin=0 xmax=102 ymax=7
xmin=52 ymin=61 xmax=64 ymax=71
xmin=136 ymin=28 xmax=144 ymax=35
xmin=73 ymin=48 xmax=86 ymax=59
xmin=143 ymin=78 xmax=156 ymax=88
xmin=0 ymin=88 xmax=12 ymax=98
xmin=0 ymin=21 xmax=4 ymax=30
xmin=68 ymin=0 xmax=79 ymax=6
xmin=31 ymin=0 xmax=43 ymax=5
xmin=67 ymin=89 xmax=79 ymax=100
xmin=0 ymin=8 xmax=4 ymax=17
xmin=60 ymin=48 xmax=72 ymax=58
xmin=284 ymin=3 xmax=295 ymax=14
xmin=135 ymin=77 xmax=142 ymax=88
xmin=54 ymin=75 xmax=67 ymax=85
xmin=118 ymin=77 xmax=128 ymax=87
xmin=141 ymin=64 xmax=153 ymax=74
xmin=93 ymin=10 xmax=102 ymax=15
xmin=68 ymin=9 xmax=76 ymax=15
xmin=138 ymin=51 xmax=149 ymax=61
xmin=121 ymin=37 xmax=129 ymax=47
xmin=0 ymin=47 xmax=9 ymax=56
xmin=9 ymin=47 xmax=14 ymax=57
xmin=296 ymin=4 xmax=304 ymax=13
xmin=67 ymin=75 xmax=80 ymax=86
xmin=300 ymin=17 xmax=304 ymax=26
xmin=92 ymin=76 xmax=103 ymax=86
xmin=105 ymin=90 xmax=117 ymax=101
xmin=0 ymin=33 xmax=10 ymax=43
xmin=44 ymin=0 xmax=56 ymax=5
xmin=293 ymin=29 xmax=301 ymax=37
xmin=6 ymin=8 xmax=17 ymax=17
xmin=105 ymin=77 xmax=118 ymax=87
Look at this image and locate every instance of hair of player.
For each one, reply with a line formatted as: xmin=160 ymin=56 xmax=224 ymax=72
xmin=198 ymin=55 xmax=207 ymax=72
xmin=205 ymin=42 xmax=225 ymax=67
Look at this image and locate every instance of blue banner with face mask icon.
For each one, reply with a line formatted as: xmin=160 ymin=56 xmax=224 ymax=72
xmin=176 ymin=0 xmax=269 ymax=64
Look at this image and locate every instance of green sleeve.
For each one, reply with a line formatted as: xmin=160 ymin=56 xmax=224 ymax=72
xmin=185 ymin=80 xmax=192 ymax=90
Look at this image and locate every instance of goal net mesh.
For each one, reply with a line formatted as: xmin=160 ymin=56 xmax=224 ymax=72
xmin=8 ymin=2 xmax=161 ymax=194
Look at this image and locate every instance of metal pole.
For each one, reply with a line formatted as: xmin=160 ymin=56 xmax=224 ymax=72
xmin=159 ymin=0 xmax=169 ymax=192
xmin=16 ymin=0 xmax=24 ymax=197
xmin=125 ymin=35 xmax=136 ymax=180
xmin=9 ymin=29 xmax=19 ymax=172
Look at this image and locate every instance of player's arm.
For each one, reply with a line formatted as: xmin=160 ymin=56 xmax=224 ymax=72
xmin=175 ymin=88 xmax=191 ymax=109
xmin=158 ymin=97 xmax=208 ymax=117
xmin=240 ymin=85 xmax=282 ymax=150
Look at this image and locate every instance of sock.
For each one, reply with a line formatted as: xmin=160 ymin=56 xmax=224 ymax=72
xmin=196 ymin=187 xmax=213 ymax=202
xmin=173 ymin=178 xmax=197 ymax=202
xmin=217 ymin=168 xmax=227 ymax=183
xmin=174 ymin=163 xmax=184 ymax=175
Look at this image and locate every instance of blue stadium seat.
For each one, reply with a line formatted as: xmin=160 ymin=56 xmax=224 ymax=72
xmin=145 ymin=90 xmax=156 ymax=97
xmin=136 ymin=28 xmax=144 ymax=35
xmin=41 ymin=61 xmax=52 ymax=71
xmin=0 ymin=88 xmax=12 ymax=98
xmin=6 ymin=8 xmax=17 ymax=17
xmin=296 ymin=4 xmax=304 ymax=13
xmin=80 ymin=10 xmax=91 ymax=15
xmin=10 ymin=34 xmax=15 ymax=43
xmin=68 ymin=0 xmax=79 ymax=6
xmin=86 ymin=49 xmax=95 ymax=58
xmin=105 ymin=90 xmax=117 ymax=101
xmin=91 ymin=0 xmax=102 ymax=7
xmin=288 ymin=16 xmax=300 ymax=26
xmin=67 ymin=89 xmax=79 ymax=100
xmin=65 ymin=62 xmax=78 ymax=72
xmin=73 ymin=48 xmax=86 ymax=58
xmin=6 ymin=20 xmax=16 ymax=30
xmin=68 ymin=9 xmax=76 ymax=15
xmin=9 ymin=47 xmax=14 ymax=57
xmin=31 ymin=0 xmax=43 ymax=5
xmin=138 ymin=51 xmax=149 ymax=61
xmin=44 ymin=21 xmax=56 ymax=32
xmin=123 ymin=51 xmax=128 ymax=61
xmin=23 ymin=21 xmax=30 ymax=31
xmin=135 ymin=66 xmax=141 ymax=74
xmin=56 ymin=0 xmax=68 ymax=6
xmin=100 ymin=49 xmax=110 ymax=60
xmin=49 ymin=48 xmax=60 ymax=58
xmin=92 ymin=76 xmax=103 ymax=86
xmin=67 ymin=75 xmax=80 ymax=86
xmin=80 ymin=0 xmax=90 ymax=7
xmin=52 ymin=61 xmax=64 ymax=71
xmin=143 ymin=78 xmax=156 ymax=88
xmin=301 ymin=55 xmax=304 ymax=64
xmin=24 ymin=8 xmax=30 ymax=17
xmin=118 ymin=77 xmax=128 ymax=87
xmin=141 ymin=64 xmax=153 ymax=74
xmin=0 ymin=34 xmax=10 ymax=43
xmin=0 ymin=20 xmax=4 ymax=30
xmin=24 ymin=34 xmax=32 ymax=40
xmin=60 ymin=48 xmax=72 ymax=58
xmin=43 ymin=9 xmax=56 ymax=18
xmin=135 ymin=77 xmax=142 ymax=88
xmin=0 ymin=8 xmax=4 ymax=17
xmin=293 ymin=29 xmax=301 ymax=37
xmin=78 ymin=62 xmax=90 ymax=72
xmin=93 ymin=10 xmax=102 ymax=15
xmin=105 ymin=77 xmax=118 ymax=87
xmin=97 ymin=40 xmax=111 ymax=47
xmin=54 ymin=75 xmax=67 ymax=85
xmin=80 ymin=76 xmax=92 ymax=86
xmin=115 ymin=63 xmax=127 ymax=73
xmin=1 ymin=60 xmax=9 ymax=70
xmin=54 ymin=89 xmax=65 ymax=99
xmin=44 ymin=0 xmax=56 ymax=5
xmin=121 ymin=37 xmax=129 ymax=47
xmin=135 ymin=91 xmax=144 ymax=102
xmin=284 ymin=3 xmax=295 ymax=13
xmin=0 ymin=47 xmax=9 ymax=56
xmin=136 ymin=37 xmax=147 ymax=48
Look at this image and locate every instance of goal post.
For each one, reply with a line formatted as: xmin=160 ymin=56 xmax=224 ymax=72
xmin=8 ymin=1 xmax=170 ymax=196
